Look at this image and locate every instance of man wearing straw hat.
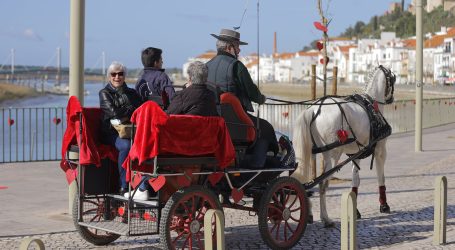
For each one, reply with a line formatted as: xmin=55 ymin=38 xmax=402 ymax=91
xmin=207 ymin=28 xmax=279 ymax=169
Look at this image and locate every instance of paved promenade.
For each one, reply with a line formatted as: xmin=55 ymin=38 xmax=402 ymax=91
xmin=1 ymin=123 xmax=455 ymax=249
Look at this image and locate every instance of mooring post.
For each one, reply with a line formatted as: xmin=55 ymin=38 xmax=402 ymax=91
xmin=204 ymin=209 xmax=225 ymax=250
xmin=433 ymin=176 xmax=447 ymax=245
xmin=341 ymin=191 xmax=357 ymax=250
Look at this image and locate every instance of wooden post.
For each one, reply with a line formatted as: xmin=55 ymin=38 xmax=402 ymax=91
xmin=433 ymin=176 xmax=447 ymax=245
xmin=332 ymin=66 xmax=338 ymax=95
xmin=311 ymin=65 xmax=317 ymax=179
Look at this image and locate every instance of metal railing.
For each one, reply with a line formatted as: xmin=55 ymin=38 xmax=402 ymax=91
xmin=1 ymin=107 xmax=66 ymax=163
xmin=1 ymin=97 xmax=455 ymax=163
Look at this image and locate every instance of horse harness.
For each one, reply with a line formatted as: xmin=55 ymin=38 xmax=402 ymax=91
xmin=310 ymin=94 xmax=392 ymax=170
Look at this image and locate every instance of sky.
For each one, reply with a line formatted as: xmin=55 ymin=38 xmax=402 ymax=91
xmin=0 ymin=0 xmax=412 ymax=69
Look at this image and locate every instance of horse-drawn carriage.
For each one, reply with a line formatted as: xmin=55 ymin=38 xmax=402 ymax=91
xmin=61 ymin=65 xmax=395 ymax=249
xmin=61 ymin=92 xmax=308 ymax=250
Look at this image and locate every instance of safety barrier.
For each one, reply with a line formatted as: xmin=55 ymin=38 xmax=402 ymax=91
xmin=341 ymin=191 xmax=357 ymax=250
xmin=433 ymin=176 xmax=447 ymax=245
xmin=2 ymin=97 xmax=455 ymax=163
xmin=19 ymin=237 xmax=45 ymax=250
xmin=204 ymin=209 xmax=225 ymax=250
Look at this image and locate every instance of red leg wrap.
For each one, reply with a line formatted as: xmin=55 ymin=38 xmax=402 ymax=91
xmin=379 ymin=185 xmax=387 ymax=205
xmin=351 ymin=187 xmax=358 ymax=197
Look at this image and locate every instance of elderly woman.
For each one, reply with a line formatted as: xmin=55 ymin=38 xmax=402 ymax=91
xmin=99 ymin=61 xmax=148 ymax=200
xmin=167 ymin=61 xmax=218 ymax=116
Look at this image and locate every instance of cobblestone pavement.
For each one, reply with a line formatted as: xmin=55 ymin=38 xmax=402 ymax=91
xmin=1 ymin=124 xmax=455 ymax=249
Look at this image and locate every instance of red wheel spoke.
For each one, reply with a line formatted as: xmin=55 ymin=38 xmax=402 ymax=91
xmin=172 ymin=230 xmax=186 ymax=244
xmin=188 ymin=234 xmax=193 ymax=250
xmin=269 ymin=222 xmax=278 ymax=233
xmin=82 ymin=208 xmax=98 ymax=215
xmin=275 ymin=221 xmax=281 ymax=240
xmin=89 ymin=214 xmax=101 ymax=222
xmin=268 ymin=204 xmax=282 ymax=213
xmin=290 ymin=205 xmax=302 ymax=213
xmin=289 ymin=214 xmax=300 ymax=222
xmin=285 ymin=221 xmax=295 ymax=235
xmin=289 ymin=193 xmax=299 ymax=208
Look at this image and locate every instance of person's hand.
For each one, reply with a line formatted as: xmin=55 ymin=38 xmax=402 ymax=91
xmin=259 ymin=94 xmax=266 ymax=104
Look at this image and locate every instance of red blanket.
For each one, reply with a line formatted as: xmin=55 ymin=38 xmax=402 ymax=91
xmin=123 ymin=101 xmax=235 ymax=177
xmin=60 ymin=96 xmax=118 ymax=184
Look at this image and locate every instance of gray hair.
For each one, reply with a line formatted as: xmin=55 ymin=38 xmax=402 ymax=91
xmin=187 ymin=61 xmax=208 ymax=85
xmin=216 ymin=40 xmax=230 ymax=52
xmin=107 ymin=61 xmax=127 ymax=78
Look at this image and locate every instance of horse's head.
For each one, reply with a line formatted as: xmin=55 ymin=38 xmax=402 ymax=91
xmin=365 ymin=65 xmax=395 ymax=104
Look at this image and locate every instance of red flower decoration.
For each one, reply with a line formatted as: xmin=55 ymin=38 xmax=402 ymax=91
xmin=337 ymin=129 xmax=349 ymax=144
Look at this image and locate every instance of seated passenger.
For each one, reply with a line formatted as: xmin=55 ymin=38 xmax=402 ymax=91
xmin=206 ymin=28 xmax=279 ymax=168
xmin=99 ymin=61 xmax=149 ymax=200
xmin=167 ymin=61 xmax=218 ymax=116
xmin=135 ymin=47 xmax=176 ymax=108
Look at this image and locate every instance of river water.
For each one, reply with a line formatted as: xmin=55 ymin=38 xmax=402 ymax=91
xmin=0 ymin=81 xmax=121 ymax=163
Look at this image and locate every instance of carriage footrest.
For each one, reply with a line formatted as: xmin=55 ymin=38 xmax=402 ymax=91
xmin=312 ymin=138 xmax=356 ymax=154
xmin=80 ymin=196 xmax=159 ymax=236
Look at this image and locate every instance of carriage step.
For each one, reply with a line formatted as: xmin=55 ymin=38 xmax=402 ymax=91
xmin=106 ymin=194 xmax=159 ymax=207
xmin=79 ymin=221 xmax=129 ymax=236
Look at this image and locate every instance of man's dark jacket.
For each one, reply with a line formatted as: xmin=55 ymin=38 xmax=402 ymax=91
xmin=166 ymin=84 xmax=218 ymax=116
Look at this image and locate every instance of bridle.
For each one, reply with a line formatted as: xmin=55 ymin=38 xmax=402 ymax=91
xmin=378 ymin=65 xmax=395 ymax=104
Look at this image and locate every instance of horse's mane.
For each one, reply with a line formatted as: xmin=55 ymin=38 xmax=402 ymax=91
xmin=364 ymin=66 xmax=379 ymax=93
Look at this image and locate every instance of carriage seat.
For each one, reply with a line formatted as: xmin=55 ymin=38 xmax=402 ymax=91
xmin=219 ymin=92 xmax=256 ymax=145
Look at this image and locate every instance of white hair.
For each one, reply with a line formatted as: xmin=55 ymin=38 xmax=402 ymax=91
xmin=107 ymin=61 xmax=127 ymax=78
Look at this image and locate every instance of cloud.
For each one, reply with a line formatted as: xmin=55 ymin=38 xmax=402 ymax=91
xmin=0 ymin=28 xmax=43 ymax=42
xmin=22 ymin=29 xmax=43 ymax=41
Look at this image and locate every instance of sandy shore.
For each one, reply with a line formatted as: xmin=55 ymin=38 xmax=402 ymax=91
xmin=0 ymin=82 xmax=39 ymax=104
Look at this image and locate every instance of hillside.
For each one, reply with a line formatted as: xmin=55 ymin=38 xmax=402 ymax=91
xmin=304 ymin=4 xmax=455 ymax=50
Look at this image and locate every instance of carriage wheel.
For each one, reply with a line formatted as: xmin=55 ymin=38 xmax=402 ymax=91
xmin=72 ymin=195 xmax=120 ymax=245
xmin=160 ymin=185 xmax=222 ymax=250
xmin=258 ymin=177 xmax=308 ymax=250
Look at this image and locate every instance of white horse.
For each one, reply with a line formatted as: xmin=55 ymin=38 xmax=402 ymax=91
xmin=291 ymin=65 xmax=395 ymax=227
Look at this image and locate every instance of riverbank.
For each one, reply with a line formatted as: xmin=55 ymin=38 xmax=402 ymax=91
xmin=0 ymin=82 xmax=39 ymax=104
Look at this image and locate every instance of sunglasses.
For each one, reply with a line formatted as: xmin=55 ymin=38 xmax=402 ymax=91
xmin=110 ymin=72 xmax=124 ymax=77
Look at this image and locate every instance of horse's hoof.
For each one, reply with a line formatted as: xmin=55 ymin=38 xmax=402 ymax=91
xmin=307 ymin=214 xmax=313 ymax=224
xmin=380 ymin=203 xmax=390 ymax=213
xmin=356 ymin=209 xmax=361 ymax=219
xmin=323 ymin=220 xmax=335 ymax=228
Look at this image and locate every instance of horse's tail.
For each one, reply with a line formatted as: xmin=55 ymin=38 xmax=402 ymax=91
xmin=291 ymin=110 xmax=313 ymax=183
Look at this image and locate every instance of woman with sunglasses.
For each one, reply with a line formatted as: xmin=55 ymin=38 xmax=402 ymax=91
xmin=99 ymin=61 xmax=149 ymax=200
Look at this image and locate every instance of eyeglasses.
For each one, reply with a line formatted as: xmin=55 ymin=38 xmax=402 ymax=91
xmin=110 ymin=72 xmax=124 ymax=77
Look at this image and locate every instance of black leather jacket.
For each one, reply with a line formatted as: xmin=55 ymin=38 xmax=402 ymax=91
xmin=99 ymin=83 xmax=142 ymax=135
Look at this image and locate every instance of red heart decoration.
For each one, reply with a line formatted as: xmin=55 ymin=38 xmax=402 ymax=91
xmin=0 ymin=186 xmax=8 ymax=190
xmin=53 ymin=117 xmax=61 ymax=125
xmin=177 ymin=170 xmax=193 ymax=187
xmin=208 ymin=172 xmax=224 ymax=186
xmin=130 ymin=172 xmax=142 ymax=189
xmin=316 ymin=41 xmax=324 ymax=50
xmin=313 ymin=21 xmax=328 ymax=32
xmin=118 ymin=207 xmax=125 ymax=216
xmin=7 ymin=118 xmax=14 ymax=126
xmin=319 ymin=57 xmax=330 ymax=65
xmin=143 ymin=212 xmax=157 ymax=222
xmin=373 ymin=101 xmax=379 ymax=112
xmin=282 ymin=111 xmax=289 ymax=118
xmin=65 ymin=169 xmax=77 ymax=184
xmin=231 ymin=188 xmax=244 ymax=204
xmin=337 ymin=129 xmax=349 ymax=144
xmin=149 ymin=175 xmax=166 ymax=192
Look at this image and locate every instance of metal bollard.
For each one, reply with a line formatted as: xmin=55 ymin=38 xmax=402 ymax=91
xmin=433 ymin=176 xmax=447 ymax=245
xmin=204 ymin=209 xmax=225 ymax=250
xmin=68 ymin=151 xmax=79 ymax=214
xmin=341 ymin=191 xmax=357 ymax=250
xmin=19 ymin=237 xmax=45 ymax=250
